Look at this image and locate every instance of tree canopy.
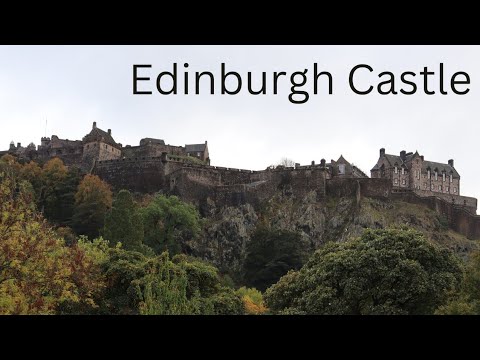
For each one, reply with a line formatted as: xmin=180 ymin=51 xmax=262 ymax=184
xmin=264 ymin=228 xmax=463 ymax=315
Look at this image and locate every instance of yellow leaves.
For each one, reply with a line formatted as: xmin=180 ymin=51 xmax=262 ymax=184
xmin=75 ymin=174 xmax=112 ymax=208
xmin=242 ymin=295 xmax=268 ymax=315
xmin=0 ymin=174 xmax=106 ymax=314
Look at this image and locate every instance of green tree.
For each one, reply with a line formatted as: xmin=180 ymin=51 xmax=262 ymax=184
xmin=104 ymin=190 xmax=144 ymax=251
xmin=436 ymin=250 xmax=480 ymax=315
xmin=243 ymin=227 xmax=308 ymax=291
xmin=100 ymin=249 xmax=243 ymax=315
xmin=141 ymin=194 xmax=201 ymax=255
xmin=265 ymin=228 xmax=463 ymax=315
xmin=72 ymin=174 xmax=112 ymax=239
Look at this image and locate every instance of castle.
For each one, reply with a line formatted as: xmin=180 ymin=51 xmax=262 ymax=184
xmin=0 ymin=122 xmax=210 ymax=170
xmin=2 ymin=122 xmax=480 ymax=239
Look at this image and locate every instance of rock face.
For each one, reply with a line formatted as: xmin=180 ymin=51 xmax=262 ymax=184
xmin=189 ymin=191 xmax=479 ymax=278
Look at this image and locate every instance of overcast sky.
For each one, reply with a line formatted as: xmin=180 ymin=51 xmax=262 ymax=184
xmin=0 ymin=45 xmax=479 ymax=201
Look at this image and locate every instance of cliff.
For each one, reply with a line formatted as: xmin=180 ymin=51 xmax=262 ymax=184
xmin=188 ymin=189 xmax=479 ymax=279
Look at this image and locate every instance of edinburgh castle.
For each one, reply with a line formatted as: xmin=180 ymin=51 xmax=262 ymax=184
xmin=2 ymin=122 xmax=480 ymax=239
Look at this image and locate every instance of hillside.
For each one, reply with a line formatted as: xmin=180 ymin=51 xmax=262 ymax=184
xmin=191 ymin=190 xmax=479 ymax=278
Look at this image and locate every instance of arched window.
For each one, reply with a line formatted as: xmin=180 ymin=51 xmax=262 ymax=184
xmin=434 ymin=171 xmax=438 ymax=181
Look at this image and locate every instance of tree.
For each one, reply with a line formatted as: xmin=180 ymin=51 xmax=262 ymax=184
xmin=38 ymin=158 xmax=68 ymax=222
xmin=140 ymin=194 xmax=201 ymax=255
xmin=278 ymin=157 xmax=295 ymax=168
xmin=0 ymin=171 xmax=104 ymax=314
xmin=236 ymin=287 xmax=268 ymax=315
xmin=264 ymin=228 xmax=463 ymax=315
xmin=72 ymin=174 xmax=112 ymax=239
xmin=104 ymin=190 xmax=144 ymax=251
xmin=436 ymin=250 xmax=480 ymax=315
xmin=100 ymin=249 xmax=243 ymax=315
xmin=243 ymin=227 xmax=308 ymax=291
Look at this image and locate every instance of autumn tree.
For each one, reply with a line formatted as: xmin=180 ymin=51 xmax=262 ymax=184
xmin=0 ymin=171 xmax=104 ymax=314
xmin=104 ymin=190 xmax=144 ymax=251
xmin=72 ymin=174 xmax=112 ymax=239
xmin=140 ymin=195 xmax=201 ymax=255
xmin=265 ymin=228 xmax=463 ymax=315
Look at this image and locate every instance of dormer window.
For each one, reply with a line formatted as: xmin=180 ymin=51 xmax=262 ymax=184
xmin=443 ymin=173 xmax=446 ymax=182
xmin=401 ymin=168 xmax=405 ymax=175
xmin=427 ymin=169 xmax=431 ymax=179
xmin=450 ymin=174 xmax=453 ymax=183
xmin=394 ymin=166 xmax=398 ymax=174
xmin=434 ymin=171 xmax=438 ymax=181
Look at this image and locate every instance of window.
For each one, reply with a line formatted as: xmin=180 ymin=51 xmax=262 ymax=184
xmin=427 ymin=170 xmax=430 ymax=179
xmin=431 ymin=184 xmax=435 ymax=191
xmin=197 ymin=152 xmax=201 ymax=157
xmin=435 ymin=172 xmax=438 ymax=181
xmin=450 ymin=175 xmax=453 ymax=183
xmin=424 ymin=183 xmax=427 ymax=189
xmin=443 ymin=173 xmax=446 ymax=182
xmin=402 ymin=179 xmax=406 ymax=185
xmin=439 ymin=185 xmax=442 ymax=191
xmin=394 ymin=179 xmax=398 ymax=185
xmin=401 ymin=168 xmax=405 ymax=175
xmin=105 ymin=145 xmax=108 ymax=149
xmin=454 ymin=187 xmax=457 ymax=193
xmin=394 ymin=166 xmax=398 ymax=174
xmin=446 ymin=186 xmax=449 ymax=192
xmin=338 ymin=164 xmax=346 ymax=174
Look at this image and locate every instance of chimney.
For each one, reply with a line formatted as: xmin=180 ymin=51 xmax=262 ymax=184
xmin=17 ymin=142 xmax=21 ymax=148
xmin=400 ymin=150 xmax=406 ymax=161
xmin=205 ymin=141 xmax=208 ymax=144
xmin=311 ymin=161 xmax=315 ymax=166
xmin=295 ymin=163 xmax=300 ymax=169
xmin=320 ymin=158 xmax=326 ymax=167
xmin=380 ymin=148 xmax=385 ymax=157
xmin=448 ymin=159 xmax=454 ymax=167
xmin=93 ymin=121 xmax=97 ymax=129
xmin=9 ymin=141 xmax=15 ymax=150
xmin=421 ymin=155 xmax=424 ymax=161
xmin=108 ymin=129 xmax=111 ymax=135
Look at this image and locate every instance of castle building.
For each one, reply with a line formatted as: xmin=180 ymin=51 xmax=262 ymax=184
xmin=370 ymin=148 xmax=477 ymax=210
xmin=2 ymin=122 xmax=210 ymax=170
xmin=371 ymin=148 xmax=459 ymax=193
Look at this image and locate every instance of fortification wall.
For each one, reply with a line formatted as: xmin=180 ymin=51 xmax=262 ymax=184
xmin=391 ymin=191 xmax=480 ymax=239
xmin=93 ymin=157 xmax=183 ymax=193
xmin=326 ymin=178 xmax=392 ymax=198
xmin=122 ymin=144 xmax=185 ymax=159
xmin=170 ymin=165 xmax=327 ymax=209
xmin=413 ymin=189 xmax=477 ymax=212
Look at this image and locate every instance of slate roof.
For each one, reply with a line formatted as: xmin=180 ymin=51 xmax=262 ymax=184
xmin=372 ymin=151 xmax=460 ymax=178
xmin=185 ymin=143 xmax=207 ymax=153
xmin=83 ymin=127 xmax=118 ymax=147
xmin=423 ymin=161 xmax=459 ymax=178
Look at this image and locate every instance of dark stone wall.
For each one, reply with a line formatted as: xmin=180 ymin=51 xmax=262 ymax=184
xmin=326 ymin=178 xmax=392 ymax=198
xmin=93 ymin=157 xmax=183 ymax=193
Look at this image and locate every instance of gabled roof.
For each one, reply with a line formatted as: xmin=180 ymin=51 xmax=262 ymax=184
xmin=372 ymin=150 xmax=460 ymax=178
xmin=423 ymin=161 xmax=459 ymax=178
xmin=83 ymin=127 xmax=118 ymax=147
xmin=185 ymin=143 xmax=207 ymax=153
